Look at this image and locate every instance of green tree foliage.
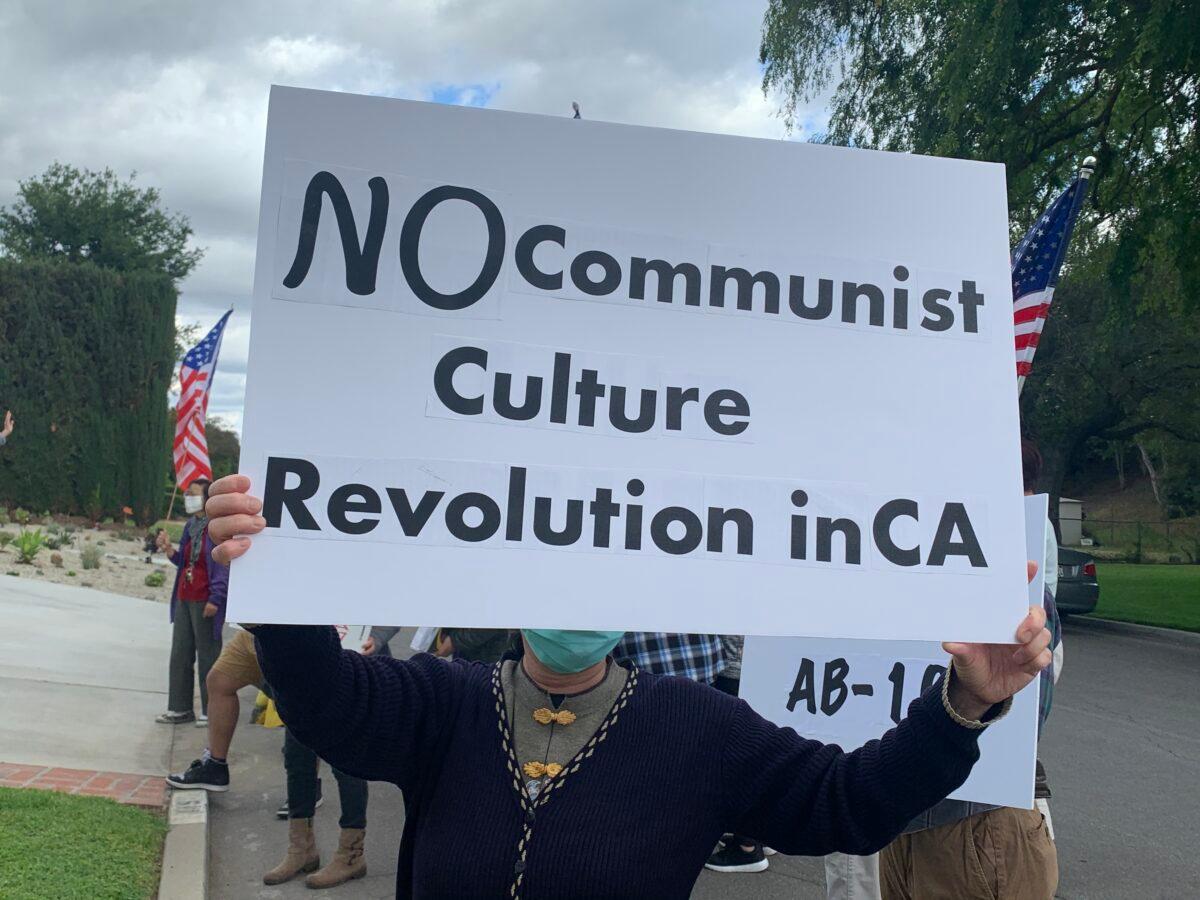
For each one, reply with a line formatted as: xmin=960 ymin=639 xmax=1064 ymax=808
xmin=760 ymin=1 xmax=1198 ymax=278
xmin=0 ymin=260 xmax=177 ymax=523
xmin=760 ymin=1 xmax=1200 ymax=517
xmin=204 ymin=417 xmax=242 ymax=482
xmin=0 ymin=163 xmax=203 ymax=282
xmin=1021 ymin=244 xmax=1200 ymax=507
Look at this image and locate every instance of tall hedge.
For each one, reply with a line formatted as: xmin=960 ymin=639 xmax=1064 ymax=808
xmin=0 ymin=259 xmax=176 ymax=523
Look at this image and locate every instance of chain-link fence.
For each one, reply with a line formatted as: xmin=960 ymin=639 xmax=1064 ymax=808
xmin=1073 ymin=518 xmax=1200 ymax=564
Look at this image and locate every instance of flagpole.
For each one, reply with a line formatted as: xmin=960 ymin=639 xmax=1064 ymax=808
xmin=166 ymin=482 xmax=178 ymax=521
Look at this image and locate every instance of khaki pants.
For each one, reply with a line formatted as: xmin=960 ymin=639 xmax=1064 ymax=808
xmin=880 ymin=808 xmax=1058 ymax=900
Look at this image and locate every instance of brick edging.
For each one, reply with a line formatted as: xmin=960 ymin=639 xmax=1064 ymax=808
xmin=0 ymin=761 xmax=166 ymax=809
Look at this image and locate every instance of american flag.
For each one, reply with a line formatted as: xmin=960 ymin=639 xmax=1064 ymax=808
xmin=1012 ymin=166 xmax=1092 ymax=391
xmin=173 ymin=310 xmax=232 ymax=490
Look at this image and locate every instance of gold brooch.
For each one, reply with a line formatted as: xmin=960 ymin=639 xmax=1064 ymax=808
xmin=532 ymin=707 xmax=577 ymax=726
xmin=522 ymin=761 xmax=563 ymax=779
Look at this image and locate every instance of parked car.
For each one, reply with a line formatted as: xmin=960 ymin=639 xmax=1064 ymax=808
xmin=1056 ymin=547 xmax=1099 ymax=615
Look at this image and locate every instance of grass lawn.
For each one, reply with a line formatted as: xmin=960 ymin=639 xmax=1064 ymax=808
xmin=0 ymin=788 xmax=166 ymax=899
xmin=1092 ymin=563 xmax=1200 ymax=632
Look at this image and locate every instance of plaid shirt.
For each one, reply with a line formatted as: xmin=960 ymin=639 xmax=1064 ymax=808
xmin=612 ymin=632 xmax=726 ymax=684
xmin=902 ymin=586 xmax=1062 ymax=833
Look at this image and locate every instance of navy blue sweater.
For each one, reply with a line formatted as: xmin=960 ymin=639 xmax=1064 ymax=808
xmin=255 ymin=625 xmax=984 ymax=899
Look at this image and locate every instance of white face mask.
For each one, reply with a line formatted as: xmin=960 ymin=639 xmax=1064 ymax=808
xmin=183 ymin=494 xmax=204 ymax=515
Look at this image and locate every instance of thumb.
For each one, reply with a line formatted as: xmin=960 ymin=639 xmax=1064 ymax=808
xmin=941 ymin=641 xmax=982 ymax=673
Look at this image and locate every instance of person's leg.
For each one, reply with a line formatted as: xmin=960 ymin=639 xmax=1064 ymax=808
xmin=825 ymin=852 xmax=883 ymax=900
xmin=164 ymin=605 xmax=197 ymax=717
xmin=205 ymin=668 xmax=242 ymax=758
xmin=877 ymin=834 xmax=914 ymax=900
xmin=264 ymin=729 xmax=320 ymax=884
xmin=194 ymin=616 xmax=222 ymax=718
xmin=704 ymin=674 xmax=768 ymax=873
xmin=166 ymin=631 xmax=261 ymax=791
xmin=305 ymin=768 xmax=368 ymax=888
xmin=971 ymin=807 xmax=1059 ymax=898
xmin=893 ymin=815 xmax=997 ymax=900
xmin=332 ymin=768 xmax=367 ymax=830
xmin=282 ymin=728 xmax=320 ymax=817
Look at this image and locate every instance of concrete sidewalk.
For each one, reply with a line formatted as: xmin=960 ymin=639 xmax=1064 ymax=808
xmin=0 ymin=578 xmax=181 ymax=779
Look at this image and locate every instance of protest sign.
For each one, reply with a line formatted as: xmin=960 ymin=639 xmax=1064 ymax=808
xmin=231 ymin=85 xmax=1027 ymax=639
xmin=739 ymin=495 xmax=1051 ymax=809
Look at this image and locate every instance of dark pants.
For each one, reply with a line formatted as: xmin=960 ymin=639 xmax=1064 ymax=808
xmin=283 ymin=729 xmax=368 ymax=829
xmin=168 ymin=600 xmax=222 ymax=715
xmin=713 ymin=674 xmax=761 ymax=852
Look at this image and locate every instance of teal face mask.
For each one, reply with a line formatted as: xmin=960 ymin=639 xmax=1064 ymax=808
xmin=521 ymin=629 xmax=625 ymax=674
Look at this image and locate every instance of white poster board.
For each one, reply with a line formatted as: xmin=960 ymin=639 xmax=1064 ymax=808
xmin=739 ymin=495 xmax=1050 ymax=809
xmin=231 ymin=85 xmax=1026 ymax=640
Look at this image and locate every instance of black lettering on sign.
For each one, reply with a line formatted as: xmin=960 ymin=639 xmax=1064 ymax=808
xmin=873 ymin=498 xmax=920 ymax=567
xmin=887 ymin=661 xmax=906 ymax=725
xmin=921 ymin=663 xmax=947 ymax=694
xmin=399 ymin=185 xmax=506 ymax=311
xmin=328 ymin=483 xmax=381 ymax=535
xmin=821 ymin=658 xmax=850 ymax=715
xmin=263 ymin=456 xmax=321 ymax=530
xmin=786 ymin=657 xmax=816 ymax=714
xmin=283 ymin=172 xmax=389 ymax=296
xmin=927 ymin=503 xmax=987 ymax=567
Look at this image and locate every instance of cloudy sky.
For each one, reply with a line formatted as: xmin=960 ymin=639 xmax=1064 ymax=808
xmin=0 ymin=1 xmax=828 ymax=432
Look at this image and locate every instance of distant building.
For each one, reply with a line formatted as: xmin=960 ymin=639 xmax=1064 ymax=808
xmin=1059 ymin=497 xmax=1083 ymax=545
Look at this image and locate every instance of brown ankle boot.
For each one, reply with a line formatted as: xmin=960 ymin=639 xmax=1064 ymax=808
xmin=263 ymin=818 xmax=319 ymax=885
xmin=304 ymin=827 xmax=366 ymax=889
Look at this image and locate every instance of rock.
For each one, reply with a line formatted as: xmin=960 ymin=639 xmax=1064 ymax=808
xmin=50 ymin=552 xmax=63 ymax=567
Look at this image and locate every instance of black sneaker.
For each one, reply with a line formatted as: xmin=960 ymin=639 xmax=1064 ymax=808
xmin=705 ymin=842 xmax=769 ymax=873
xmin=275 ymin=779 xmax=323 ymax=819
xmin=166 ymin=756 xmax=229 ymax=792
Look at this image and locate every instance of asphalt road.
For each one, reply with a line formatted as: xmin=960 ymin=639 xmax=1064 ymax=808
xmin=1037 ymin=616 xmax=1200 ymax=899
xmin=206 ymin=618 xmax=1200 ymax=899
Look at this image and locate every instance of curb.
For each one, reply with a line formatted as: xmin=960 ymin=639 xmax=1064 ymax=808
xmin=159 ymin=790 xmax=208 ymax=900
xmin=1070 ymin=615 xmax=1200 ymax=648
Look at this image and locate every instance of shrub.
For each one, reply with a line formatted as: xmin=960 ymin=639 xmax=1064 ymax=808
xmin=0 ymin=533 xmax=12 ymax=548
xmin=0 ymin=509 xmax=9 ymax=525
xmin=0 ymin=261 xmax=176 ymax=522
xmin=43 ymin=534 xmax=64 ymax=550
xmin=15 ymin=529 xmax=44 ymax=564
xmin=12 ymin=508 xmax=30 ymax=526
xmin=66 ymin=570 xmax=76 ymax=577
xmin=80 ymin=545 xmax=102 ymax=570
xmin=50 ymin=552 xmax=63 ymax=567
xmin=144 ymin=570 xmax=166 ymax=588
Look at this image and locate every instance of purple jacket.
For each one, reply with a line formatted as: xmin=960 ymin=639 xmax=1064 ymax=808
xmin=169 ymin=518 xmax=229 ymax=640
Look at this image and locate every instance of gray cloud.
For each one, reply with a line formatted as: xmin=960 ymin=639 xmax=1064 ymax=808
xmin=0 ymin=1 xmax=828 ymax=432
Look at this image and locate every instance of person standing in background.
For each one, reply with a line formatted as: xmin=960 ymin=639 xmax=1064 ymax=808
xmin=155 ymin=478 xmax=226 ymax=725
xmin=612 ymin=632 xmax=725 ymax=684
xmin=877 ymin=438 xmax=1062 ymax=899
xmin=706 ymin=634 xmax=772 ymax=874
xmin=0 ymin=410 xmax=13 ymax=446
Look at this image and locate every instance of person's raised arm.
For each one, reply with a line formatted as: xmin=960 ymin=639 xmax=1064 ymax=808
xmin=721 ymin=568 xmax=1050 ymax=857
xmin=207 ymin=474 xmax=464 ymax=790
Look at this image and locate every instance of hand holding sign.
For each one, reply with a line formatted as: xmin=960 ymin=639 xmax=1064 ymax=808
xmin=944 ymin=562 xmax=1049 ymax=719
xmin=208 ymin=474 xmax=263 ymax=563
